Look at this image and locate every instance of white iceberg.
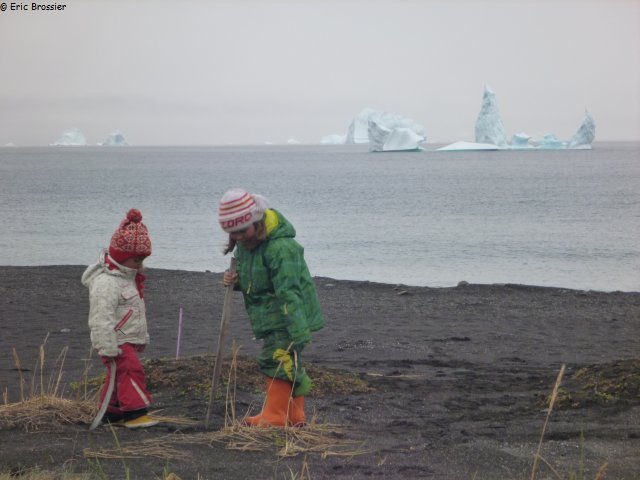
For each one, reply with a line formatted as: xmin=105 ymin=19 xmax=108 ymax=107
xmin=535 ymin=133 xmax=567 ymax=149
xmin=475 ymin=85 xmax=507 ymax=148
xmin=286 ymin=138 xmax=301 ymax=145
xmin=346 ymin=108 xmax=376 ymax=144
xmin=345 ymin=108 xmax=425 ymax=146
xmin=368 ymin=121 xmax=424 ymax=152
xmin=101 ymin=131 xmax=129 ymax=146
xmin=437 ymin=141 xmax=500 ymax=151
xmin=510 ymin=132 xmax=534 ymax=149
xmin=52 ymin=128 xmax=87 ymax=146
xmin=321 ymin=134 xmax=347 ymax=145
xmin=568 ymin=111 xmax=595 ymax=149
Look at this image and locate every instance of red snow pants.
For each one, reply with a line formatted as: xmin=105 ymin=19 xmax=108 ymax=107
xmin=99 ymin=343 xmax=152 ymax=416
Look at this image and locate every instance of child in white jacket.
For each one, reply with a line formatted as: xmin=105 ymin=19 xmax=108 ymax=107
xmin=81 ymin=208 xmax=157 ymax=428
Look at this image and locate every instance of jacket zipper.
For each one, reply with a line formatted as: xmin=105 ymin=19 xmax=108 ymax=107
xmin=246 ymin=251 xmax=255 ymax=295
xmin=115 ymin=309 xmax=133 ymax=334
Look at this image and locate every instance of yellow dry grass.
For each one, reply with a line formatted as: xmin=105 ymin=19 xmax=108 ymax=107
xmin=83 ymin=418 xmax=367 ymax=462
xmin=1 ymin=339 xmax=98 ymax=431
xmin=0 ymin=395 xmax=95 ymax=431
xmin=530 ymin=364 xmax=609 ymax=480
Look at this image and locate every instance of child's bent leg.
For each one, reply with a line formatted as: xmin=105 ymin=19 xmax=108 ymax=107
xmin=114 ymin=343 xmax=158 ymax=428
xmin=114 ymin=343 xmax=153 ymax=415
xmin=100 ymin=356 xmax=123 ymax=421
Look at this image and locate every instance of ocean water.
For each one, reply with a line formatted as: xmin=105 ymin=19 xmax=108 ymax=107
xmin=0 ymin=142 xmax=638 ymax=292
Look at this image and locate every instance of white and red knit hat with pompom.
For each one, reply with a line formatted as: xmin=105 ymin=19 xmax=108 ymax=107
xmin=108 ymin=208 xmax=152 ymax=263
xmin=218 ymin=188 xmax=269 ymax=233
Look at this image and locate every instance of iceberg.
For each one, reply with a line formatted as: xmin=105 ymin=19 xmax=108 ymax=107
xmin=510 ymin=132 xmax=534 ymax=149
xmin=475 ymin=85 xmax=507 ymax=148
xmin=52 ymin=128 xmax=87 ymax=146
xmin=321 ymin=134 xmax=347 ymax=145
xmin=437 ymin=141 xmax=500 ymax=151
xmin=535 ymin=133 xmax=567 ymax=149
xmin=345 ymin=108 xmax=425 ymax=147
xmin=437 ymin=86 xmax=596 ymax=151
xmin=346 ymin=108 xmax=377 ymax=144
xmin=368 ymin=121 xmax=424 ymax=152
xmin=101 ymin=130 xmax=129 ymax=146
xmin=568 ymin=111 xmax=595 ymax=149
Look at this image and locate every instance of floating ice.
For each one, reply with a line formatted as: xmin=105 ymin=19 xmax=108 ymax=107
xmin=334 ymin=89 xmax=594 ymax=152
xmin=346 ymin=108 xmax=377 ymax=144
xmin=101 ymin=131 xmax=129 ymax=146
xmin=437 ymin=141 xmax=500 ymax=151
xmin=345 ymin=108 xmax=425 ymax=146
xmin=536 ymin=133 xmax=567 ymax=149
xmin=52 ymin=128 xmax=87 ymax=146
xmin=286 ymin=138 xmax=301 ymax=145
xmin=470 ymin=86 xmax=595 ymax=150
xmin=475 ymin=85 xmax=507 ymax=148
xmin=321 ymin=134 xmax=347 ymax=145
xmin=368 ymin=121 xmax=424 ymax=152
xmin=568 ymin=111 xmax=595 ymax=149
xmin=510 ymin=133 xmax=534 ymax=149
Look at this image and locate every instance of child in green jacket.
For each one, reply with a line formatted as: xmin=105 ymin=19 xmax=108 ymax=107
xmin=218 ymin=188 xmax=324 ymax=427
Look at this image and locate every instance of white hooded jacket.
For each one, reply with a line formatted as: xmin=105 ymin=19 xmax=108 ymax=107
xmin=81 ymin=250 xmax=149 ymax=357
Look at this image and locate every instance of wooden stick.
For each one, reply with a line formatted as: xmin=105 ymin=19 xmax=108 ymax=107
xmin=205 ymin=257 xmax=237 ymax=429
xmin=176 ymin=306 xmax=183 ymax=360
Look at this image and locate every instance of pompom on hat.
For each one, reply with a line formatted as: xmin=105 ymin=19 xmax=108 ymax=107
xmin=218 ymin=188 xmax=269 ymax=233
xmin=108 ymin=208 xmax=152 ymax=264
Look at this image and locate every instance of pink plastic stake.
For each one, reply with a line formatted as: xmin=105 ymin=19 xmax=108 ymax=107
xmin=176 ymin=306 xmax=183 ymax=360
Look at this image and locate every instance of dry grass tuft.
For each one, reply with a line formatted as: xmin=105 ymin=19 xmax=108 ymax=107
xmin=82 ymin=438 xmax=191 ymax=461
xmin=1 ymin=341 xmax=97 ymax=432
xmin=83 ymin=418 xmax=367 ymax=462
xmin=187 ymin=418 xmax=368 ymax=459
xmin=145 ymin=411 xmax=198 ymax=427
xmin=0 ymin=395 xmax=95 ymax=432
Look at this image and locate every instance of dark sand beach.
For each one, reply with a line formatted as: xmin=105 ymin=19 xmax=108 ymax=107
xmin=1 ymin=266 xmax=639 ymax=479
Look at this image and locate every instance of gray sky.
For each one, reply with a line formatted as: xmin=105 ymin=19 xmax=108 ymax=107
xmin=1 ymin=0 xmax=639 ymax=146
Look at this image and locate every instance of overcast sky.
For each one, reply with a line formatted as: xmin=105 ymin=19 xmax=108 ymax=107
xmin=1 ymin=0 xmax=638 ymax=146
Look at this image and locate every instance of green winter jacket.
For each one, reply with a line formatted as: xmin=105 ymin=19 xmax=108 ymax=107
xmin=233 ymin=209 xmax=324 ymax=348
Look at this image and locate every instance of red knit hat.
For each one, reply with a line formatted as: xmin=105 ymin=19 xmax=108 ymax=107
xmin=108 ymin=208 xmax=152 ymax=264
xmin=218 ymin=188 xmax=268 ymax=233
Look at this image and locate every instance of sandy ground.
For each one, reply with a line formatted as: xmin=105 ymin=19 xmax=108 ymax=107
xmin=1 ymin=266 xmax=639 ymax=479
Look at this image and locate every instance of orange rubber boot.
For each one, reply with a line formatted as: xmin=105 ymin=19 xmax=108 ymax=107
xmin=288 ymin=396 xmax=305 ymax=426
xmin=245 ymin=378 xmax=292 ymax=427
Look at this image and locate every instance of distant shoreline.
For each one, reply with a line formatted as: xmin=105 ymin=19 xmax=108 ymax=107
xmin=1 ymin=264 xmax=638 ymax=294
